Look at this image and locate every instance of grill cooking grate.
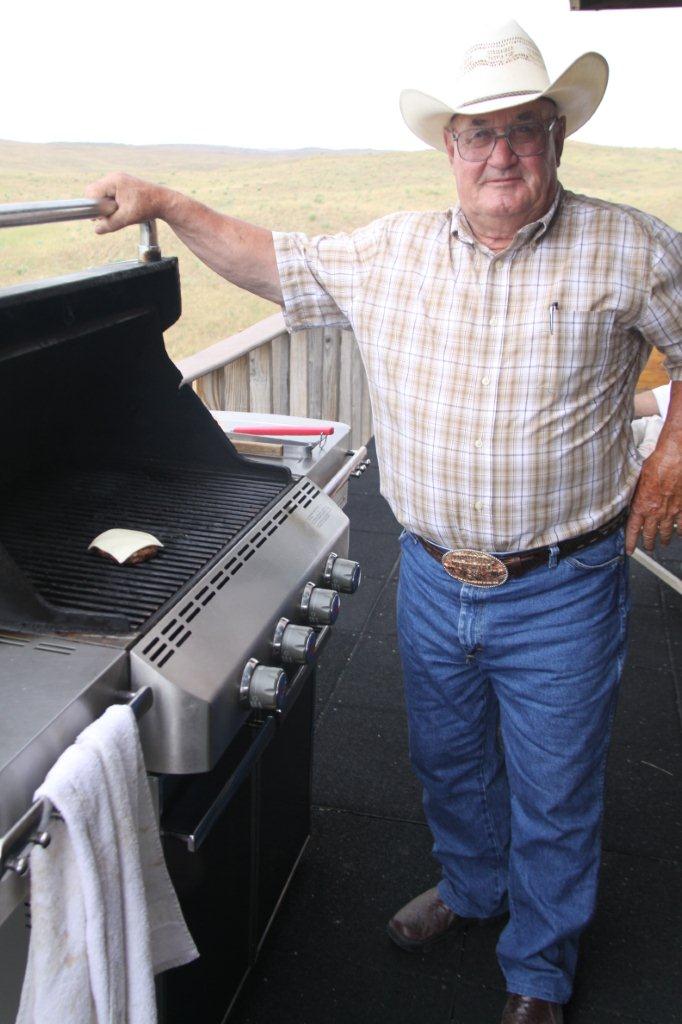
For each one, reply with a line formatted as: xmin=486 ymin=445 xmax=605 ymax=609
xmin=0 ymin=461 xmax=290 ymax=633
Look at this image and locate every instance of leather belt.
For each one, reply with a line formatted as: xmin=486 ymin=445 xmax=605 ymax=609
xmin=416 ymin=510 xmax=628 ymax=587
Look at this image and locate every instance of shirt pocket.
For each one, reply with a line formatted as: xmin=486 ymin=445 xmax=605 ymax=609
xmin=541 ymin=303 xmax=620 ymax=398
xmin=511 ymin=304 xmax=619 ymax=443
xmin=507 ymin=302 xmax=624 ymax=454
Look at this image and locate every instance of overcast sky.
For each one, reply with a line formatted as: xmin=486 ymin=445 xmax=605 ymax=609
xmin=3 ymin=0 xmax=680 ymax=151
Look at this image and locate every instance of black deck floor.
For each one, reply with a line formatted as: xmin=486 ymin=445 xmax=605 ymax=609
xmin=231 ymin=440 xmax=682 ymax=1024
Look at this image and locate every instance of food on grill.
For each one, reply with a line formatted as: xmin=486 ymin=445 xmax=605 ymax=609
xmin=89 ymin=529 xmax=163 ymax=565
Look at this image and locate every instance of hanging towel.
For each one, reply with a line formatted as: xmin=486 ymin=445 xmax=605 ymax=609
xmin=16 ymin=704 xmax=198 ymax=1024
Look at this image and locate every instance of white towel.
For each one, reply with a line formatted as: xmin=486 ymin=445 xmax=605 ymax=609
xmin=16 ymin=704 xmax=198 ymax=1024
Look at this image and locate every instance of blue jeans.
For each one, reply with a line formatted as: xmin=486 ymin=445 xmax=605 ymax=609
xmin=396 ymin=528 xmax=629 ymax=1004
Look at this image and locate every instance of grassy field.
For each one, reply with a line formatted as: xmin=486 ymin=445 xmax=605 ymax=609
xmin=1 ymin=138 xmax=680 ymax=386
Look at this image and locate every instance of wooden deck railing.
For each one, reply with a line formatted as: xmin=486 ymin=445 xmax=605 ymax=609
xmin=177 ymin=314 xmax=373 ymax=449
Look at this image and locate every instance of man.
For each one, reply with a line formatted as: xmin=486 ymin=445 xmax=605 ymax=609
xmin=86 ymin=20 xmax=682 ymax=1023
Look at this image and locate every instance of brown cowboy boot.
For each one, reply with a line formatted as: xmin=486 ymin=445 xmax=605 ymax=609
xmin=386 ymin=887 xmax=464 ymax=951
xmin=501 ymin=994 xmax=563 ymax=1023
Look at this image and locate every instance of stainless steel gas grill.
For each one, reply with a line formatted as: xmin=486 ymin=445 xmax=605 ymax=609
xmin=0 ymin=200 xmax=362 ymax=1024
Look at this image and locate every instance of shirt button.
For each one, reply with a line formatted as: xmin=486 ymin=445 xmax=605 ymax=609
xmin=494 ymin=262 xmax=504 ymax=271
xmin=489 ymin=316 xmax=498 ymax=326
xmin=474 ymin=438 xmax=483 ymax=449
xmin=474 ymin=500 xmax=484 ymax=511
xmin=481 ymin=376 xmax=490 ymax=386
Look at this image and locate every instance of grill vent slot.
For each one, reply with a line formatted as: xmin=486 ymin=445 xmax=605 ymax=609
xmin=0 ymin=635 xmax=77 ymax=654
xmin=35 ymin=641 xmax=77 ymax=655
xmin=0 ymin=634 xmax=29 ymax=648
xmin=141 ymin=481 xmax=320 ymax=668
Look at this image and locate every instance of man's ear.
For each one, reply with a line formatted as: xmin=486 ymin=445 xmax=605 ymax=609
xmin=443 ymin=123 xmax=457 ymax=168
xmin=554 ymin=115 xmax=567 ymax=168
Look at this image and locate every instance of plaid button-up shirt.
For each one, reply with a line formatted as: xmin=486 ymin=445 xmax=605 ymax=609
xmin=273 ymin=186 xmax=682 ymax=552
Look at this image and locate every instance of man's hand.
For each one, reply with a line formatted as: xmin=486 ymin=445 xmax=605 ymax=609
xmin=84 ymin=171 xmax=283 ymax=304
xmin=85 ymin=173 xmax=168 ymax=234
xmin=626 ymin=434 xmax=682 ymax=554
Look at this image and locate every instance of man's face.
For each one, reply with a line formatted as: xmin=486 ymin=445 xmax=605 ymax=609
xmin=443 ymin=100 xmax=565 ymax=231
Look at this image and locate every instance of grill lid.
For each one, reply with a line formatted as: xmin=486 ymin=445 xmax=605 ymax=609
xmin=0 ymin=259 xmax=291 ymax=636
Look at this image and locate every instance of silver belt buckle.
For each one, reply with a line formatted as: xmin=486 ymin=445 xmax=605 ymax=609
xmin=441 ymin=548 xmax=509 ymax=587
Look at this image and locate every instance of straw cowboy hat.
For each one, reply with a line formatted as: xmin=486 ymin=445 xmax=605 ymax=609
xmin=400 ymin=20 xmax=609 ymax=152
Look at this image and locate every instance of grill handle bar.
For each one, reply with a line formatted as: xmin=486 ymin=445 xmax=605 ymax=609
xmin=164 ymin=716 xmax=279 ymax=854
xmin=164 ymin=626 xmax=331 ymax=854
xmin=0 ymin=198 xmax=161 ymax=262
xmin=323 ymin=446 xmax=369 ymax=498
xmin=0 ymin=686 xmax=155 ymax=879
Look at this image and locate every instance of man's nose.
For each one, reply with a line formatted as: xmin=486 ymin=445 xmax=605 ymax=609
xmin=487 ymin=134 xmax=518 ymax=167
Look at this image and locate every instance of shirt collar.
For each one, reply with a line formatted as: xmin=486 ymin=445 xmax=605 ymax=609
xmin=450 ymin=183 xmax=563 ymax=251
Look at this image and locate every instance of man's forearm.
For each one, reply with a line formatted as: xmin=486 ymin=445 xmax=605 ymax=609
xmin=85 ymin=173 xmax=283 ymax=305
xmin=158 ymin=188 xmax=283 ymax=305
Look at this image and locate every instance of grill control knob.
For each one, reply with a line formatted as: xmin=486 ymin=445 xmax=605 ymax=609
xmin=323 ymin=552 xmax=362 ymax=594
xmin=300 ymin=582 xmax=340 ymax=625
xmin=239 ymin=658 xmax=288 ymax=711
xmin=273 ymin=617 xmax=317 ymax=664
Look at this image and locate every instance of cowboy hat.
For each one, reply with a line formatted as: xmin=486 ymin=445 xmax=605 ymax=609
xmin=400 ymin=20 xmax=608 ymax=152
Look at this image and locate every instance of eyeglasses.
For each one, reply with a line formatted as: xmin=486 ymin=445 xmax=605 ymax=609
xmin=449 ymin=117 xmax=558 ymax=162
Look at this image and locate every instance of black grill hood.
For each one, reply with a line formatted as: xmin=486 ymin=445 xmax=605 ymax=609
xmin=0 ymin=258 xmax=291 ymax=635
